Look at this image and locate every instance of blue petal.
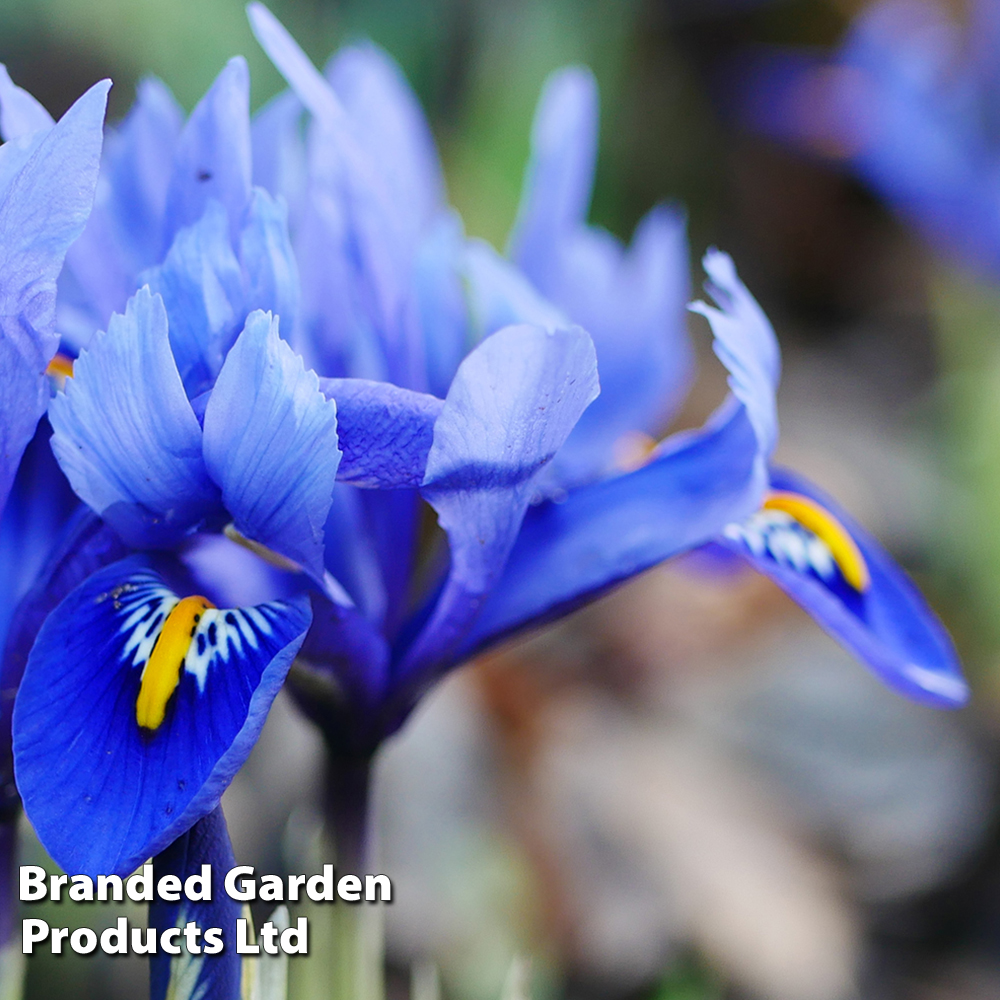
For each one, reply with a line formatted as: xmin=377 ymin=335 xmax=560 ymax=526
xmin=0 ymin=80 xmax=108 ymax=516
xmin=321 ymin=484 xmax=388 ymax=619
xmin=464 ymin=239 xmax=567 ymax=337
xmin=414 ymin=211 xmax=471 ymax=398
xmin=202 ymin=311 xmax=341 ymax=581
xmin=717 ymin=467 xmax=968 ymax=709
xmin=49 ymin=287 xmax=221 ymax=547
xmin=321 ymin=377 xmax=443 ymax=488
xmin=542 ymin=206 xmax=693 ymax=488
xmin=1 ymin=509 xmax=127 ymax=833
xmin=149 ymin=807 xmax=241 ymax=1000
xmin=142 ymin=200 xmax=245 ymax=395
xmin=0 ymin=65 xmax=53 ymax=141
xmin=248 ymin=3 xmax=419 ymax=389
xmin=239 ymin=187 xmax=300 ymax=338
xmin=0 ymin=421 xmax=78 ymax=657
xmin=251 ymin=89 xmax=306 ymax=210
xmin=401 ymin=324 xmax=599 ymax=675
xmin=689 ymin=249 xmax=780 ymax=492
xmin=14 ymin=556 xmax=311 ymax=876
xmin=510 ymin=68 xmax=694 ymax=486
xmin=104 ymin=77 xmax=184 ymax=273
xmin=163 ymin=58 xmax=252 ymax=250
xmin=60 ymin=78 xmax=184 ymax=347
xmin=327 ymin=41 xmax=445 ymax=248
xmin=459 ymin=400 xmax=762 ymax=657
xmin=508 ymin=66 xmax=598 ymax=290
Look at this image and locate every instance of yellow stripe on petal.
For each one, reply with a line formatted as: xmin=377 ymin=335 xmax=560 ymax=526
xmin=763 ymin=490 xmax=870 ymax=592
xmin=136 ymin=595 xmax=215 ymax=731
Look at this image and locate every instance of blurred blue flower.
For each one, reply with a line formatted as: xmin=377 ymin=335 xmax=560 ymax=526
xmin=738 ymin=0 xmax=1000 ymax=276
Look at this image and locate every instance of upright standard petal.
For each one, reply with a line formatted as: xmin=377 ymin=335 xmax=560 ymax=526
xmin=14 ymin=556 xmax=311 ymax=876
xmin=402 ymin=324 xmax=599 ymax=676
xmin=463 ymin=239 xmax=567 ymax=338
xmin=248 ymin=2 xmax=419 ymax=389
xmin=163 ymin=57 xmax=252 ymax=249
xmin=328 ymin=41 xmax=445 ymax=248
xmin=239 ymin=187 xmax=300 ymax=338
xmin=60 ymin=77 xmax=185 ymax=347
xmin=510 ymin=67 xmax=694 ymax=486
xmin=49 ymin=288 xmax=221 ymax=547
xmin=508 ymin=66 xmax=598 ymax=289
xmin=252 ymin=89 xmax=306 ymax=211
xmin=149 ymin=807 xmax=241 ymax=1000
xmin=142 ymin=200 xmax=244 ymax=394
xmin=541 ymin=206 xmax=693 ymax=487
xmin=718 ymin=467 xmax=968 ymax=708
xmin=202 ymin=311 xmax=341 ymax=581
xmin=0 ymin=80 xmax=108 ymax=516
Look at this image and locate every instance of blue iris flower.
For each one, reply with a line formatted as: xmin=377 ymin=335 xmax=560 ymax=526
xmin=5 ymin=1 xmax=966 ymax=907
xmin=737 ymin=0 xmax=1000 ymax=277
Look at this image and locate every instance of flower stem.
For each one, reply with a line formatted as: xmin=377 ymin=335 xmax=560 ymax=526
xmin=293 ymin=753 xmax=384 ymax=1000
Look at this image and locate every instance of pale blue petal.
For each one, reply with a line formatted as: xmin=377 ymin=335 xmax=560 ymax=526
xmin=142 ymin=200 xmax=244 ymax=396
xmin=163 ymin=57 xmax=252 ymax=249
xmin=202 ymin=310 xmax=341 ymax=581
xmin=49 ymin=287 xmax=220 ymax=546
xmin=239 ymin=187 xmax=299 ymax=338
xmin=414 ymin=211 xmax=471 ymax=397
xmin=508 ymin=65 xmax=598 ymax=288
xmin=248 ymin=3 xmax=419 ymax=388
xmin=58 ymin=78 xmax=184 ymax=348
xmin=101 ymin=77 xmax=184 ymax=275
xmin=328 ymin=41 xmax=445 ymax=248
xmin=464 ymin=238 xmax=567 ymax=337
xmin=251 ymin=89 xmax=306 ymax=214
xmin=546 ymin=205 xmax=692 ymax=487
xmin=401 ymin=324 xmax=599 ymax=675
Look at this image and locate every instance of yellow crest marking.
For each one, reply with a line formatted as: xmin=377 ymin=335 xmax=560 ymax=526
xmin=136 ymin=595 xmax=215 ymax=731
xmin=763 ymin=490 xmax=870 ymax=592
xmin=45 ymin=352 xmax=74 ymax=389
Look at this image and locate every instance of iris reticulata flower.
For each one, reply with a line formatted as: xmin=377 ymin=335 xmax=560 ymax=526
xmin=1 ymin=1 xmax=968 ymax=895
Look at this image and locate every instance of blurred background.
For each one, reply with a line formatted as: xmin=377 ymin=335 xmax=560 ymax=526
xmin=8 ymin=0 xmax=1000 ymax=997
